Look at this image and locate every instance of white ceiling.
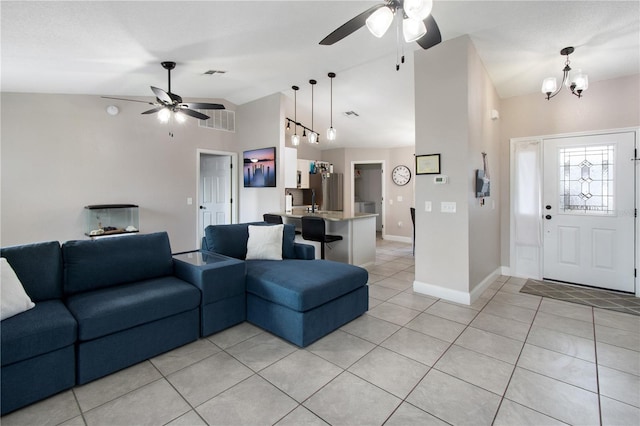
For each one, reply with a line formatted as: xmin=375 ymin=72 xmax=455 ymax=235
xmin=2 ymin=1 xmax=638 ymax=150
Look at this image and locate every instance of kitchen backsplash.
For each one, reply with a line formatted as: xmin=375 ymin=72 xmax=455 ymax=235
xmin=285 ymin=188 xmax=304 ymax=205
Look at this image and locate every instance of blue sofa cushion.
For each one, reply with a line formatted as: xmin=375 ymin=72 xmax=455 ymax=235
xmin=245 ymin=259 xmax=368 ymax=312
xmin=1 ymin=241 xmax=63 ymax=301
xmin=204 ymin=222 xmax=296 ymax=259
xmin=63 ymin=232 xmax=174 ymax=295
xmin=1 ymin=300 xmax=77 ymax=366
xmin=66 ymin=276 xmax=200 ymax=341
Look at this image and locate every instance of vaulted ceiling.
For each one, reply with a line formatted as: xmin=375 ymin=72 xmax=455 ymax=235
xmin=2 ymin=1 xmax=638 ymax=149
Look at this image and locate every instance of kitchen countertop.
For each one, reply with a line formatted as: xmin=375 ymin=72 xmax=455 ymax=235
xmin=273 ymin=209 xmax=378 ymax=222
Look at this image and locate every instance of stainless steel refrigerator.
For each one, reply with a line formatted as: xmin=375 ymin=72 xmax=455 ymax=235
xmin=305 ymin=173 xmax=344 ymax=211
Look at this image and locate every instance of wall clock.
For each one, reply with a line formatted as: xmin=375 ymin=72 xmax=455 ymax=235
xmin=392 ymin=165 xmax=411 ymax=186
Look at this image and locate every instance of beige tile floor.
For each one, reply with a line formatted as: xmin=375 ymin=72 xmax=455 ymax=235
xmin=2 ymin=239 xmax=639 ymax=425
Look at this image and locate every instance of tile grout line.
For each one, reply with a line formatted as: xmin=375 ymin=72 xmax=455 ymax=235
xmin=489 ymin=281 xmax=544 ymax=425
xmin=592 ymin=306 xmax=604 ymax=426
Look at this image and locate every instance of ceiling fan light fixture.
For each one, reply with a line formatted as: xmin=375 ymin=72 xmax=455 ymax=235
xmin=157 ymin=108 xmax=171 ymax=123
xmin=174 ymin=111 xmax=187 ymax=123
xmin=404 ymin=0 xmax=433 ymax=20
xmin=366 ymin=6 xmax=394 ymax=38
xmin=403 ymin=18 xmax=427 ymax=42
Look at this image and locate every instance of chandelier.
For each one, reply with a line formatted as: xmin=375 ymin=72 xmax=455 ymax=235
xmin=541 ymin=47 xmax=589 ymax=100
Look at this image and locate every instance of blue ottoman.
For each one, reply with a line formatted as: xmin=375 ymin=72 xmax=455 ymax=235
xmin=245 ymin=259 xmax=369 ymax=347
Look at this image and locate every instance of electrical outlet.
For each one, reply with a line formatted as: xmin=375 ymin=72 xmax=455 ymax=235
xmin=425 ymin=201 xmax=432 ymax=212
xmin=397 ymin=195 xmax=403 ymax=202
xmin=187 ymin=197 xmax=193 ymax=205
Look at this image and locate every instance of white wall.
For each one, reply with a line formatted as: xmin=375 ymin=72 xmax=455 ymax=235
xmin=1 ymin=93 xmax=237 ymax=252
xmin=235 ymin=93 xmax=286 ymax=223
xmin=413 ymin=35 xmax=501 ymax=303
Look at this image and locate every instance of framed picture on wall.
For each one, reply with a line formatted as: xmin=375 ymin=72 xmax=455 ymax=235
xmin=416 ymin=154 xmax=441 ymax=175
xmin=243 ymin=147 xmax=276 ymax=187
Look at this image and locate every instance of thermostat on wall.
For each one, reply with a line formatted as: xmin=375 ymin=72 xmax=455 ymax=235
xmin=434 ymin=175 xmax=448 ymax=184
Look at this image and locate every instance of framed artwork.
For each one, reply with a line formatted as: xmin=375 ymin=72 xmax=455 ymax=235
xmin=243 ymin=147 xmax=276 ymax=187
xmin=416 ymin=153 xmax=441 ymax=175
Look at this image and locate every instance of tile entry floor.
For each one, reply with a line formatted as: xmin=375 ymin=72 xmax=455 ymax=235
xmin=3 ymin=239 xmax=639 ymax=425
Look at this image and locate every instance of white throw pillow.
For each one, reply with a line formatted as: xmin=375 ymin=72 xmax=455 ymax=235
xmin=246 ymin=224 xmax=283 ymax=260
xmin=1 ymin=257 xmax=36 ymax=321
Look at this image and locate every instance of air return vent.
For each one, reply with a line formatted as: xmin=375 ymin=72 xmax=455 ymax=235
xmin=198 ymin=109 xmax=235 ymax=132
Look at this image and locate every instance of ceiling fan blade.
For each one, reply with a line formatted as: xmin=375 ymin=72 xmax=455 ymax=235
xmin=151 ymin=86 xmax=174 ymax=104
xmin=141 ymin=107 xmax=164 ymax=115
xmin=180 ymin=102 xmax=225 ymax=110
xmin=319 ymin=3 xmax=386 ymax=45
xmin=415 ymin=14 xmax=442 ymax=50
xmin=101 ymin=96 xmax=155 ymax=105
xmin=178 ymin=108 xmax=210 ymax=120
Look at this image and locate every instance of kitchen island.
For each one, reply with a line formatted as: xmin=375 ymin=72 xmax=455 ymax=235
xmin=271 ymin=209 xmax=377 ymax=267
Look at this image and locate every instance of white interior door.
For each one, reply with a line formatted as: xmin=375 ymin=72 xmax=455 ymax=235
xmin=199 ymin=154 xmax=232 ymax=236
xmin=543 ymin=132 xmax=635 ymax=292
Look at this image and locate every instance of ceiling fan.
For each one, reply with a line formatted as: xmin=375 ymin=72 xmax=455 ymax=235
xmin=319 ymin=0 xmax=441 ymax=70
xmin=102 ymin=61 xmax=225 ymax=122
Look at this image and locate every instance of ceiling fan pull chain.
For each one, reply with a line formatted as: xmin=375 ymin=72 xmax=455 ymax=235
xmin=396 ymin=13 xmax=401 ymax=70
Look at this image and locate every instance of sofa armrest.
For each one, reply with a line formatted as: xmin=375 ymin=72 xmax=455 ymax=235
xmin=294 ymin=243 xmax=315 ymax=260
xmin=173 ymin=252 xmax=246 ymax=303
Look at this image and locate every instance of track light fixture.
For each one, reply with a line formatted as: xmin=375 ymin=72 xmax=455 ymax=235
xmin=542 ymin=47 xmax=588 ymax=100
xmin=327 ymin=72 xmax=337 ymax=141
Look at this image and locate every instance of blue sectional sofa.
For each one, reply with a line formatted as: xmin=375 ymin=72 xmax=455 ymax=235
xmin=1 ymin=224 xmax=368 ymax=414
xmin=202 ymin=222 xmax=369 ymax=347
xmin=62 ymin=232 xmax=202 ymax=385
xmin=0 ymin=241 xmax=77 ymax=415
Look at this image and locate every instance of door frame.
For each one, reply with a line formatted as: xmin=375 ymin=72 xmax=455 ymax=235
xmin=350 ymin=160 xmax=386 ymax=240
xmin=196 ymin=149 xmax=238 ymax=247
xmin=509 ymin=127 xmax=639 ymax=297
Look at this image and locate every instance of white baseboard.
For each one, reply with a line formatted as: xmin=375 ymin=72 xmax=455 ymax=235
xmin=383 ymin=234 xmax=412 ymax=244
xmin=413 ymin=267 xmax=502 ymax=305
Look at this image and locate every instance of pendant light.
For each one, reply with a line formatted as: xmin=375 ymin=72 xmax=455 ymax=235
xmin=308 ymin=79 xmax=318 ymax=144
xmin=326 ymin=72 xmax=337 ymax=141
xmin=291 ymin=85 xmax=300 ymax=146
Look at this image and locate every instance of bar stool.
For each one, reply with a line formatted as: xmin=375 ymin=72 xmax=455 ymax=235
xmin=263 ymin=214 xmax=283 ymax=224
xmin=264 ymin=213 xmax=301 ymax=234
xmin=301 ymin=216 xmax=342 ymax=260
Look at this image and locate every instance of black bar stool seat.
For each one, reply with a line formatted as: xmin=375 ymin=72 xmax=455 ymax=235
xmin=301 ymin=216 xmax=343 ymax=259
xmin=263 ymin=214 xmax=283 ymax=224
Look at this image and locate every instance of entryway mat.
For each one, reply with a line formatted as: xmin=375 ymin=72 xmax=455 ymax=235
xmin=520 ymin=279 xmax=640 ymax=316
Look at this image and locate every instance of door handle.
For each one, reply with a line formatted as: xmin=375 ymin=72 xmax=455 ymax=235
xmin=545 ymin=214 xmax=552 ymax=220
xmin=545 ymin=205 xmax=552 ymax=210
xmin=199 ymin=206 xmax=206 ymax=210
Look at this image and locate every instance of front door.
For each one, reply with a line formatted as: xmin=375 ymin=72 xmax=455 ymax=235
xmin=199 ymin=154 xmax=232 ymax=239
xmin=543 ymin=132 xmax=635 ymax=292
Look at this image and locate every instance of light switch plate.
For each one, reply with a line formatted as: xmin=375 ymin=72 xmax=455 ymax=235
xmin=397 ymin=195 xmax=403 ymax=202
xmin=187 ymin=197 xmax=193 ymax=205
xmin=441 ymin=201 xmax=456 ymax=213
xmin=425 ymin=201 xmax=432 ymax=212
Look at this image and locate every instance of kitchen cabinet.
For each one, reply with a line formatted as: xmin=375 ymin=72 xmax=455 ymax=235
xmin=284 ymin=147 xmax=297 ymax=188
xmin=297 ymin=159 xmax=310 ymax=189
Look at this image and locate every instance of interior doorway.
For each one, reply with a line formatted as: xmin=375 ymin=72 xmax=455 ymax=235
xmin=196 ymin=149 xmax=238 ymax=246
xmin=352 ymin=161 xmax=384 ymax=238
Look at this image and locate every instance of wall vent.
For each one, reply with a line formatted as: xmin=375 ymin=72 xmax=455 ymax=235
xmin=198 ymin=109 xmax=235 ymax=132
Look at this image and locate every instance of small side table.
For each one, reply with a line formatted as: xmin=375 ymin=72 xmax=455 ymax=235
xmin=173 ymin=251 xmax=246 ymax=337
